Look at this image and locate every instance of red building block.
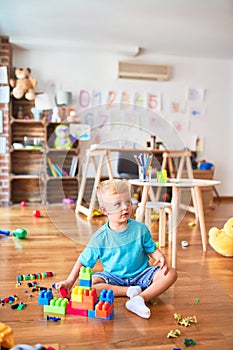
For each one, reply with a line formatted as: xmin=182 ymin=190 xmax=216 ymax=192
xmin=82 ymin=288 xmax=97 ymax=309
xmin=66 ymin=301 xmax=88 ymax=316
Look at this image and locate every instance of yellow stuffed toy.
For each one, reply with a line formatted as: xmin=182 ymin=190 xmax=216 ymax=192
xmin=209 ymin=217 xmax=233 ymax=257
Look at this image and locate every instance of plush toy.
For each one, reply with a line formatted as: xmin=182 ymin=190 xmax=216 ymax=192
xmin=67 ymin=109 xmax=80 ymax=123
xmin=52 ymin=124 xmax=76 ymax=150
xmin=209 ymin=217 xmax=233 ymax=257
xmin=10 ymin=68 xmax=37 ymax=101
xmin=51 ymin=107 xmax=61 ymax=123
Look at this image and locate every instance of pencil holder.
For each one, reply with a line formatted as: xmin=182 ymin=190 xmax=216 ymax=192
xmin=138 ymin=166 xmax=151 ymax=182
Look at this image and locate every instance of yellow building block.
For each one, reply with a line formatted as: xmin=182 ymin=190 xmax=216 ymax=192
xmin=71 ymin=286 xmax=84 ymax=302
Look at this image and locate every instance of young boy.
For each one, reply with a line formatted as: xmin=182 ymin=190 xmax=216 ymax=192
xmin=55 ymin=179 xmax=177 ymax=319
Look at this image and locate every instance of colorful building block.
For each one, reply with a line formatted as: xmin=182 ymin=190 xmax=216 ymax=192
xmin=79 ymin=279 xmax=92 ymax=288
xmin=68 ymin=288 xmax=97 ymax=311
xmin=39 ymin=267 xmax=114 ymax=320
xmin=83 ymin=289 xmax=97 ymax=308
xmin=16 ymin=271 xmax=53 ymax=282
xmin=95 ymin=301 xmax=114 ymax=319
xmin=79 ymin=266 xmax=93 ymax=280
xmin=44 ymin=297 xmax=68 ymax=315
xmin=60 ymin=287 xmax=69 ymax=298
xmin=87 ymin=309 xmax=96 ymax=318
xmin=66 ymin=301 xmax=88 ymax=316
xmin=71 ymin=286 xmax=84 ymax=302
xmin=99 ymin=289 xmax=114 ymax=305
xmin=38 ymin=290 xmax=53 ymax=305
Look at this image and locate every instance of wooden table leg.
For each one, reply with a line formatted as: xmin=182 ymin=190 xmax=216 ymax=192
xmin=171 ymin=186 xmax=179 ymax=268
xmin=194 ymin=185 xmax=207 ymax=252
xmin=135 ymin=185 xmax=150 ymax=223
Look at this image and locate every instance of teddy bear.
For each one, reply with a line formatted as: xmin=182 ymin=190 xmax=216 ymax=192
xmin=10 ymin=67 xmax=37 ymax=101
xmin=209 ymin=217 xmax=233 ymax=257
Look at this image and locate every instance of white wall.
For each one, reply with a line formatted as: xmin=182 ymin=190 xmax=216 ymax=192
xmin=12 ymin=48 xmax=233 ymax=196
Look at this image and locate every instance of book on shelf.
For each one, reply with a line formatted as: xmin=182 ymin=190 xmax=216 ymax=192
xmin=47 ymin=156 xmax=78 ymax=177
xmin=69 ymin=156 xmax=78 ymax=177
xmin=53 ymin=163 xmax=64 ymax=177
xmin=56 ymin=164 xmax=69 ymax=177
xmin=47 ymin=157 xmax=69 ymax=177
xmin=47 ymin=157 xmax=58 ymax=177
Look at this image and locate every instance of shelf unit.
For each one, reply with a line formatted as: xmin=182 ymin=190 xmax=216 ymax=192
xmin=45 ymin=133 xmax=80 ymax=204
xmin=10 ymin=117 xmax=45 ymax=204
xmin=10 ymin=98 xmax=80 ymax=205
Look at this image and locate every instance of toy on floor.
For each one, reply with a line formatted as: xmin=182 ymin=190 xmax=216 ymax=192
xmin=62 ymin=198 xmax=74 ymax=205
xmin=184 ymin=338 xmax=196 ymax=347
xmin=174 ymin=313 xmax=197 ymax=327
xmin=167 ymin=329 xmax=181 ymax=338
xmin=33 ymin=210 xmax=41 ymax=218
xmin=208 ymin=217 xmax=233 ymax=257
xmin=10 ymin=344 xmax=56 ymax=350
xmin=0 ymin=229 xmax=10 ymax=236
xmin=188 ymin=221 xmax=196 ymax=227
xmin=181 ymin=240 xmax=189 ymax=248
xmin=17 ymin=272 xmax=53 ymax=283
xmin=12 ymin=228 xmax=28 ymax=239
xmin=41 ymin=267 xmax=114 ymax=320
xmin=47 ymin=316 xmax=61 ymax=322
xmin=0 ymin=322 xmax=15 ymax=349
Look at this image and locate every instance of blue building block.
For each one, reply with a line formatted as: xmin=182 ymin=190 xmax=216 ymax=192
xmin=38 ymin=290 xmax=53 ymax=305
xmin=99 ymin=289 xmax=114 ymax=305
xmin=79 ymin=279 xmax=92 ymax=288
xmin=87 ymin=309 xmax=96 ymax=318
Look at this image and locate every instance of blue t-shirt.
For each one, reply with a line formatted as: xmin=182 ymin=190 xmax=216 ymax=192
xmin=78 ymin=218 xmax=156 ymax=278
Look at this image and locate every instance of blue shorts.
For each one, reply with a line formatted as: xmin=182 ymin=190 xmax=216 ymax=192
xmin=93 ymin=266 xmax=160 ymax=290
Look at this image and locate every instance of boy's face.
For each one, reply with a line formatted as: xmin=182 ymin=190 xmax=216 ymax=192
xmin=100 ymin=190 xmax=132 ymax=226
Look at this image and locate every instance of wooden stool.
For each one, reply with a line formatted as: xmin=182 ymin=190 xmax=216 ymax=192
xmin=145 ymin=202 xmax=172 ymax=247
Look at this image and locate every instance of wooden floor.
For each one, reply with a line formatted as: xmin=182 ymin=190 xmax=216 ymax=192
xmin=1 ymin=199 xmax=233 ymax=350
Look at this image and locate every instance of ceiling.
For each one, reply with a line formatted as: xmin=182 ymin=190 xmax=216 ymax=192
xmin=1 ymin=0 xmax=233 ymax=60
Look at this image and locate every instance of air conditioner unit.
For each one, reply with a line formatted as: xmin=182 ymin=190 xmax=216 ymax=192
xmin=118 ymin=61 xmax=170 ymax=81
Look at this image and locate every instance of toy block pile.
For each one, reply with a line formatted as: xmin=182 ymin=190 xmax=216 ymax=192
xmin=38 ymin=267 xmax=114 ymax=320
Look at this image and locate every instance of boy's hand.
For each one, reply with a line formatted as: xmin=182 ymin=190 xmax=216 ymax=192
xmin=150 ymin=248 xmax=169 ymax=275
xmin=53 ymin=280 xmax=74 ymax=298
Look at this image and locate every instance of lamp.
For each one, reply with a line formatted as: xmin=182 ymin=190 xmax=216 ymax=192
xmin=35 ymin=93 xmax=54 ymax=110
xmin=34 ymin=93 xmax=54 ymax=120
xmin=55 ymin=91 xmax=72 ymax=121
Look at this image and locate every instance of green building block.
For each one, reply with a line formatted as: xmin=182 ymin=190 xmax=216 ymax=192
xmin=44 ymin=297 xmax=68 ymax=315
xmin=79 ymin=266 xmax=93 ymax=281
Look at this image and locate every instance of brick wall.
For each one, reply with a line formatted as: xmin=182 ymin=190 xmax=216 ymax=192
xmin=0 ymin=36 xmax=11 ymax=206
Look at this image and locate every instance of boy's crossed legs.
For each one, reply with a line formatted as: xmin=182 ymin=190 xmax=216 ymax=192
xmin=92 ymin=266 xmax=177 ymax=319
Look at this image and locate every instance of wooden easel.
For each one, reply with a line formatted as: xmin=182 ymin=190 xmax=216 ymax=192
xmin=162 ymin=150 xmax=197 ymax=215
xmin=75 ymin=149 xmax=113 ymax=220
xmin=161 ymin=150 xmax=193 ymax=178
xmin=153 ymin=150 xmax=197 ymax=216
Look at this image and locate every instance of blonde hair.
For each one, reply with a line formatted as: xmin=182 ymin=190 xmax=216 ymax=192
xmin=97 ymin=179 xmax=130 ymax=206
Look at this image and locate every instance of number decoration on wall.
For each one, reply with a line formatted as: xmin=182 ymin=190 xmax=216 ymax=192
xmin=78 ymin=89 xmax=92 ymax=109
xmin=148 ymin=93 xmax=161 ymax=112
xmin=77 ymin=89 xmax=161 ymax=112
xmin=134 ymin=92 xmax=147 ymax=108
